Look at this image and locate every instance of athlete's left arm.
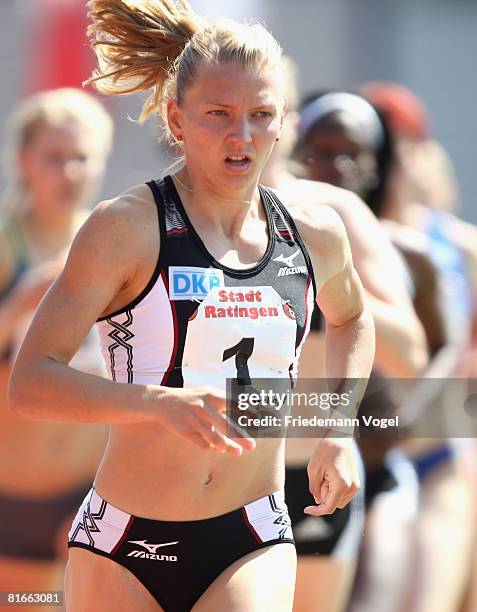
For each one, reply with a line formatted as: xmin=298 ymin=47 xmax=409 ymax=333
xmin=291 ymin=204 xmax=375 ymax=515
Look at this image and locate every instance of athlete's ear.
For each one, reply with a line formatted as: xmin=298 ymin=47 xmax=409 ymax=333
xmin=277 ymin=99 xmax=288 ymax=138
xmin=283 ymin=96 xmax=290 ymax=119
xmin=167 ymin=99 xmax=184 ymax=143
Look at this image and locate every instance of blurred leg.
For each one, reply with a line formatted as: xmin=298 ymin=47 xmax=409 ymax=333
xmin=294 ymin=557 xmax=356 ymax=612
xmin=349 ymin=450 xmax=419 ymax=612
xmin=406 ymin=459 xmax=476 ymax=612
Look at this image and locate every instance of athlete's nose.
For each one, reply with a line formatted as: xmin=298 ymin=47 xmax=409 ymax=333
xmin=227 ymin=114 xmax=252 ymax=144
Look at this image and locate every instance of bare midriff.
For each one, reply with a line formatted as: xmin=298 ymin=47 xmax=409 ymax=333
xmin=94 ymin=421 xmax=285 ymax=520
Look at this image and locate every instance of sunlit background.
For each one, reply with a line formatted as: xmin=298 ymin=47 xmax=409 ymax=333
xmin=1 ymin=0 xmax=476 ymax=222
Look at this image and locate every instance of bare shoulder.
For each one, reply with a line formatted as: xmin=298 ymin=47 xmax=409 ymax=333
xmin=79 ymin=184 xmax=155 ymax=245
xmin=276 ymin=178 xmax=380 ymax=233
xmin=381 ymin=219 xmax=429 ymax=254
xmin=87 ymin=183 xmax=155 ymax=233
xmin=276 ymin=177 xmax=361 ymax=210
xmin=66 ymin=183 xmax=158 ymax=284
xmin=274 ymin=181 xmax=349 ymax=257
xmin=274 ymin=179 xmax=404 ymax=280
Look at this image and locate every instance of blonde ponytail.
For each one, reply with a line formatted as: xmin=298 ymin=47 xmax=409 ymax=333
xmin=86 ymin=1 xmax=284 ymax=138
xmin=86 ymin=0 xmax=203 ymax=122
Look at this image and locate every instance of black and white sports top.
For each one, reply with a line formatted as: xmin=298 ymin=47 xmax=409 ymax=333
xmin=96 ymin=176 xmax=316 ymax=390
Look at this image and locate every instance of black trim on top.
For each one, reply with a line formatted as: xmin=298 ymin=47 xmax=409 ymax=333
xmin=261 ymin=186 xmax=318 ymax=301
xmin=164 ymin=175 xmax=276 ymax=278
xmin=96 ymin=181 xmax=165 ymax=322
xmin=106 ymin=311 xmax=135 ymax=383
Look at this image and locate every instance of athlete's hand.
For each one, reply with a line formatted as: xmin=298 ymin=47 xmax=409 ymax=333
xmin=156 ymin=386 xmax=256 ymax=456
xmin=305 ymin=437 xmax=360 ymax=516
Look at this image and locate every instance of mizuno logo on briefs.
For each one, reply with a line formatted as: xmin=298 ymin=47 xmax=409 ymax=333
xmin=126 ymin=540 xmax=179 ymax=562
xmin=169 ymin=266 xmax=224 ymax=300
xmin=128 ymin=540 xmax=179 ymax=553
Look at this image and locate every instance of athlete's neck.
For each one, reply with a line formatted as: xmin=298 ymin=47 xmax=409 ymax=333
xmin=172 ymin=168 xmax=265 ymax=238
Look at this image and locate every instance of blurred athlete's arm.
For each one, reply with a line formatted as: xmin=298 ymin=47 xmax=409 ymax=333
xmin=0 ymin=261 xmax=63 ymax=353
xmin=0 ymin=227 xmax=16 ymax=295
xmin=291 ymin=203 xmax=375 ymax=515
xmin=327 ymin=189 xmax=428 ymax=376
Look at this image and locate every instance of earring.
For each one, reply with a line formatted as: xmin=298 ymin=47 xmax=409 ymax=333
xmin=176 ymin=135 xmax=183 ymax=142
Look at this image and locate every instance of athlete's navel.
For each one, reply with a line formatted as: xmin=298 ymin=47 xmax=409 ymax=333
xmin=204 ymin=473 xmax=213 ymax=486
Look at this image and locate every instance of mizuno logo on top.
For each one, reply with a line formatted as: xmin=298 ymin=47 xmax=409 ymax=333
xmin=273 ymin=250 xmax=307 ymax=277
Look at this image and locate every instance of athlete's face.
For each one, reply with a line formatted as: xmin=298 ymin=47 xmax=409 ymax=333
xmin=168 ymin=61 xmax=284 ymax=197
xmin=296 ymin=112 xmax=378 ymax=198
xmin=18 ymin=122 xmax=105 ymax=218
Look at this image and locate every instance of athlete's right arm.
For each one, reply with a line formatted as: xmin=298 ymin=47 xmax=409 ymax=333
xmin=9 ymin=191 xmax=252 ymax=455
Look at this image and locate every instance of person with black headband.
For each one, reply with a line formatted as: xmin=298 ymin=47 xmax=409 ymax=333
xmin=294 ymin=90 xmax=446 ymax=352
xmin=359 ymin=82 xmax=477 ymax=612
xmin=261 ymin=66 xmax=427 ymax=612
xmin=293 ymin=88 xmax=470 ymax=612
xmin=295 ymin=91 xmax=390 ymax=217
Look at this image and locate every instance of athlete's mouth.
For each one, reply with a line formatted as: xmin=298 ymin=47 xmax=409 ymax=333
xmin=224 ymin=154 xmax=252 ymax=169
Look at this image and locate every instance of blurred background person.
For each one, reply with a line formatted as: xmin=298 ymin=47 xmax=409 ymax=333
xmin=359 ymin=82 xmax=477 ymax=350
xmin=359 ymin=82 xmax=477 ymax=612
xmin=261 ymin=62 xmax=427 ymax=612
xmin=289 ymin=89 xmax=431 ymax=612
xmin=0 ymin=88 xmax=113 ymax=599
xmin=293 ymin=89 xmax=448 ymax=355
xmin=292 ymin=87 xmax=476 ymax=612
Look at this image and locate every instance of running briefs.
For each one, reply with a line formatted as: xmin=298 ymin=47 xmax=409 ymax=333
xmin=68 ymin=487 xmax=294 ymax=611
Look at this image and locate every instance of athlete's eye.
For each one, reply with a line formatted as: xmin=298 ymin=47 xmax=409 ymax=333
xmin=207 ymin=109 xmax=228 ymax=116
xmin=253 ymin=111 xmax=273 ymax=118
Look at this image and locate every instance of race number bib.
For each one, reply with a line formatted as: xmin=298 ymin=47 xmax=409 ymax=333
xmin=182 ymin=286 xmax=297 ymax=390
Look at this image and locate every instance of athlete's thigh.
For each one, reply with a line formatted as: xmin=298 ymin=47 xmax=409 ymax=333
xmin=193 ymin=543 xmax=297 ymax=612
xmin=294 ymin=556 xmax=356 ymax=612
xmin=65 ymin=548 xmax=162 ymax=612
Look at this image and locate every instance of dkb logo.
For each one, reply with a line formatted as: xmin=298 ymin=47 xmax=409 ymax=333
xmin=169 ymin=267 xmax=224 ymax=300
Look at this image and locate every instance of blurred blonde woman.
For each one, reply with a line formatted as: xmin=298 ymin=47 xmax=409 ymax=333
xmin=0 ymin=88 xmax=113 ymax=598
